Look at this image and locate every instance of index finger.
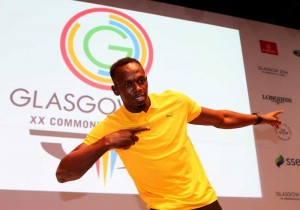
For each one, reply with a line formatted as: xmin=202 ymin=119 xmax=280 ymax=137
xmin=275 ymin=110 xmax=284 ymax=115
xmin=130 ymin=127 xmax=151 ymax=133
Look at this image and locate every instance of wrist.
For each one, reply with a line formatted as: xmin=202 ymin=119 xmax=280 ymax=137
xmin=102 ymin=137 xmax=113 ymax=150
xmin=252 ymin=112 xmax=262 ymax=125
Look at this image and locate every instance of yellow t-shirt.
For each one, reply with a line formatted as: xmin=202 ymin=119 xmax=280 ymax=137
xmin=84 ymin=90 xmax=217 ymax=210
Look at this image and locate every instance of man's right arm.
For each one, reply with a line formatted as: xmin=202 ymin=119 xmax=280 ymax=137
xmin=55 ymin=127 xmax=150 ymax=183
xmin=56 ymin=140 xmax=111 ymax=183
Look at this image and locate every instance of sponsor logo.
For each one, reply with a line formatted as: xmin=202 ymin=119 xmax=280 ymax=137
xmin=262 ymin=94 xmax=292 ymax=105
xmin=257 ymin=66 xmax=288 ymax=76
xmin=259 ymin=40 xmax=278 ymax=55
xmin=275 ymin=155 xmax=300 ymax=167
xmin=275 ymin=123 xmax=292 ymax=141
xmin=61 ymin=7 xmax=153 ymax=90
xmin=275 ymin=155 xmax=285 ymax=167
xmin=293 ymin=49 xmax=300 ymax=57
xmin=166 ymin=112 xmax=173 ymax=118
xmin=276 ymin=191 xmax=300 ymax=201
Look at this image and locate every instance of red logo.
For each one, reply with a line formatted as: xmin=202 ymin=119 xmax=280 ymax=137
xmin=259 ymin=40 xmax=278 ymax=55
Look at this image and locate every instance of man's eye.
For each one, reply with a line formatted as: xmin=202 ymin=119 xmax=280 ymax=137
xmin=125 ymin=83 xmax=131 ymax=87
xmin=138 ymin=79 xmax=145 ymax=84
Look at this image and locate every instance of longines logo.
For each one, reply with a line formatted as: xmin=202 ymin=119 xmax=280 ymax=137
xmin=262 ymin=94 xmax=292 ymax=105
xmin=257 ymin=66 xmax=288 ymax=76
xmin=275 ymin=123 xmax=292 ymax=141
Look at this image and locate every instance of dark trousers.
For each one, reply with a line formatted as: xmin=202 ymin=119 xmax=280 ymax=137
xmin=150 ymin=200 xmax=222 ymax=210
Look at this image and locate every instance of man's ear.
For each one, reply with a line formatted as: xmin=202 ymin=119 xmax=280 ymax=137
xmin=111 ymin=85 xmax=119 ymax=96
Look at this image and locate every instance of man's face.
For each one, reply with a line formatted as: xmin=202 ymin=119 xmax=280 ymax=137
xmin=111 ymin=62 xmax=150 ymax=113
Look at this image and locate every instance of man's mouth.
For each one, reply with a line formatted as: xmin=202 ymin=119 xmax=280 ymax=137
xmin=134 ymin=94 xmax=146 ymax=102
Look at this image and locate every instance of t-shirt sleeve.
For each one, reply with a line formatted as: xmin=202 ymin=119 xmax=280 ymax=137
xmin=83 ymin=119 xmax=111 ymax=145
xmin=187 ymin=99 xmax=201 ymax=122
xmin=176 ymin=91 xmax=202 ymax=122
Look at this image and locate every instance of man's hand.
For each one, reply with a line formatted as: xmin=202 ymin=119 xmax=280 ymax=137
xmin=261 ymin=110 xmax=284 ymax=129
xmin=104 ymin=127 xmax=150 ymax=149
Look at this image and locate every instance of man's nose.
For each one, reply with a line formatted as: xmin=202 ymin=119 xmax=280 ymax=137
xmin=132 ymin=82 xmax=142 ymax=91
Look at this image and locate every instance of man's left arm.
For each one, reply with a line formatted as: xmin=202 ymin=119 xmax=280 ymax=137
xmin=189 ymin=107 xmax=283 ymax=129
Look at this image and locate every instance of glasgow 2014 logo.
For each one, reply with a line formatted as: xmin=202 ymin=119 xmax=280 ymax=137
xmin=60 ymin=8 xmax=153 ymax=90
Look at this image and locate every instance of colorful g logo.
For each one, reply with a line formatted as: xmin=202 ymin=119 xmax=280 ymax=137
xmin=61 ymin=8 xmax=153 ymax=90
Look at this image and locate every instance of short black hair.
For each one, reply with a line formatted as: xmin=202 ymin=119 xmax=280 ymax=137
xmin=110 ymin=57 xmax=142 ymax=80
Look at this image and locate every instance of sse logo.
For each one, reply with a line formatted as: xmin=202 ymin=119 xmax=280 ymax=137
xmin=61 ymin=8 xmax=153 ymax=90
xmin=276 ymin=155 xmax=300 ymax=167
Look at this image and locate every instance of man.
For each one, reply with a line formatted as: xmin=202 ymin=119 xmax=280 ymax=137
xmin=56 ymin=57 xmax=283 ymax=210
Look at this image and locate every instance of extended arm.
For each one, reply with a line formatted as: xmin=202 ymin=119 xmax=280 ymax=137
xmin=189 ymin=107 xmax=283 ymax=129
xmin=56 ymin=127 xmax=150 ymax=183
